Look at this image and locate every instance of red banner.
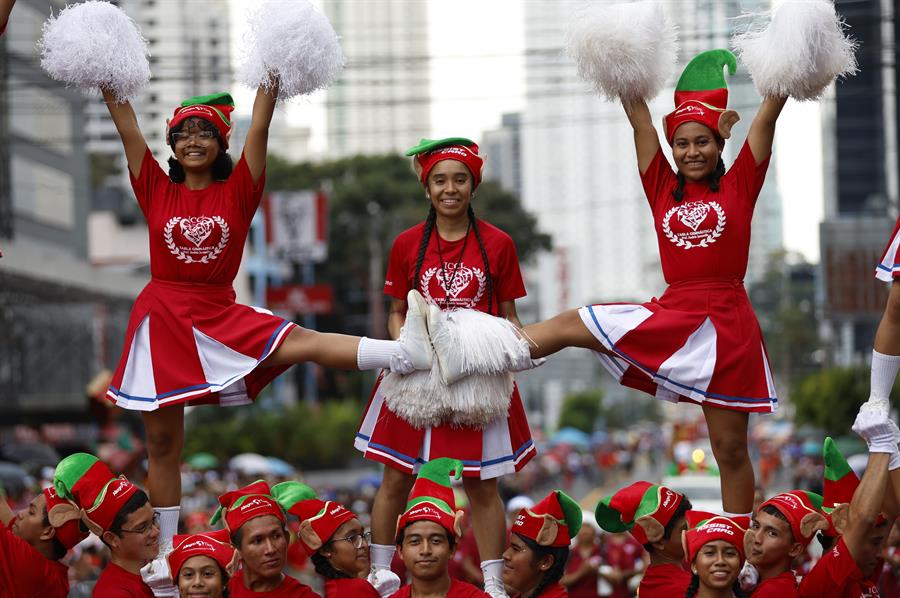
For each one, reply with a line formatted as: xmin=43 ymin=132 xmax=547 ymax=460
xmin=267 ymin=284 xmax=334 ymax=315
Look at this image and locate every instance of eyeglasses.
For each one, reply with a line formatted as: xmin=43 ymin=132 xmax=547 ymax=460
xmin=172 ymin=130 xmax=216 ymax=143
xmin=119 ymin=512 xmax=160 ymax=536
xmin=330 ymin=531 xmax=372 ymax=549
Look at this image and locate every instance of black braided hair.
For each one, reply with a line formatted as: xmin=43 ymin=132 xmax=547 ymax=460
xmin=683 ymin=570 xmax=748 ymax=597
xmin=412 ymin=206 xmax=437 ymax=293
xmin=311 ymin=551 xmax=352 ymax=580
xmin=467 ymin=204 xmax=494 ymax=316
xmin=672 ymin=156 xmax=726 ymax=202
xmin=519 ymin=535 xmax=569 ymax=598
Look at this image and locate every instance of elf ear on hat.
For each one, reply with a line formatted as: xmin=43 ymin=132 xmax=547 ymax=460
xmin=210 ymin=480 xmax=285 ymax=535
xmin=406 ymin=137 xmax=485 ymax=189
xmin=513 ymin=490 xmax=583 ymax=547
xmin=168 ymin=529 xmax=239 ymax=579
xmin=42 ymin=487 xmax=89 ymax=549
xmin=595 ymin=481 xmax=684 ymax=545
xmin=271 ymin=481 xmax=356 ymax=555
xmin=396 ymin=458 xmax=465 ymax=540
xmin=167 ymin=92 xmax=235 ymax=149
xmin=682 ymin=510 xmax=750 ymax=565
xmin=53 ymin=452 xmax=140 ymax=536
xmin=758 ymin=491 xmax=829 ymax=547
xmin=663 ymin=49 xmax=741 ymax=144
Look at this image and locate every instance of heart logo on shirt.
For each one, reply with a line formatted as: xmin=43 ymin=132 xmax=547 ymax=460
xmin=437 ymin=264 xmax=474 ymax=298
xmin=677 ymin=202 xmax=711 ymax=232
xmin=180 ymin=217 xmax=216 ymax=247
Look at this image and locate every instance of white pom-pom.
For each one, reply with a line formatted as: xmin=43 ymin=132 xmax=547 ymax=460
xmin=565 ymin=1 xmax=678 ymax=103
xmin=39 ymin=1 xmax=150 ymax=102
xmin=432 ymin=309 xmax=526 ymax=377
xmin=238 ymin=0 xmax=344 ymax=99
xmin=733 ymin=0 xmax=858 ymax=101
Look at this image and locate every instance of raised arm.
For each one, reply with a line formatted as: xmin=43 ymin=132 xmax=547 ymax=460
xmin=843 ymin=452 xmax=890 ymax=563
xmin=102 ymin=89 xmax=147 ymax=178
xmin=746 ymin=95 xmax=787 ymax=165
xmin=623 ymin=99 xmax=661 ymax=175
xmin=0 ymin=0 xmax=15 ymax=31
xmin=243 ymin=79 xmax=279 ymax=185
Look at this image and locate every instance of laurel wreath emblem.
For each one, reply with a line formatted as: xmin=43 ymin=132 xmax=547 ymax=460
xmin=164 ymin=216 xmax=230 ymax=264
xmin=421 ymin=266 xmax=485 ymax=307
xmin=662 ymin=201 xmax=726 ymax=249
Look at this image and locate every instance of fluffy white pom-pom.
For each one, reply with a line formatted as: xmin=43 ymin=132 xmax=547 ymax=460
xmin=238 ymin=0 xmax=344 ymax=99
xmin=565 ymin=1 xmax=678 ymax=103
xmin=39 ymin=1 xmax=150 ymax=102
xmin=733 ymin=0 xmax=857 ymax=101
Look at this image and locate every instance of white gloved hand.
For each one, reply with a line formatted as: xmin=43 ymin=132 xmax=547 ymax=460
xmin=140 ymin=553 xmax=178 ymax=598
xmin=852 ymin=402 xmax=900 ymax=453
xmin=368 ymin=568 xmax=401 ymax=598
xmin=388 ymin=353 xmax=415 ymax=375
xmin=738 ymin=561 xmax=759 ymax=592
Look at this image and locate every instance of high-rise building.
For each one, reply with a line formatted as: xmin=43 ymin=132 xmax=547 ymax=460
xmin=820 ymin=0 xmax=898 ymax=365
xmin=481 ymin=113 xmax=523 ymax=198
xmin=522 ymin=0 xmax=784 ymax=320
xmin=323 ymin=0 xmax=430 ymax=157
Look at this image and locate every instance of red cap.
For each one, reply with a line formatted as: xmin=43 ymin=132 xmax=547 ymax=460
xmin=168 ymin=529 xmax=237 ymax=578
xmin=212 ymin=481 xmax=285 ymax=534
xmin=759 ymin=491 xmax=828 ymax=548
xmin=406 ymin=138 xmax=485 ymax=189
xmin=167 ymin=92 xmax=235 ymax=149
xmin=684 ymin=511 xmax=749 ymax=564
xmin=512 ymin=490 xmax=582 ymax=548
xmin=42 ymin=487 xmax=89 ymax=549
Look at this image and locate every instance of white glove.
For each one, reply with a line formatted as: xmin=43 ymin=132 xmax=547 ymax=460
xmin=852 ymin=403 xmax=900 ymax=454
xmin=738 ymin=561 xmax=759 ymax=592
xmin=368 ymin=568 xmax=401 ymax=598
xmin=140 ymin=553 xmax=178 ymax=598
xmin=389 ymin=354 xmax=415 ymax=375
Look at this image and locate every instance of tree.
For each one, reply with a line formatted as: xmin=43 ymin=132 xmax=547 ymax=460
xmin=558 ymin=389 xmax=603 ymax=433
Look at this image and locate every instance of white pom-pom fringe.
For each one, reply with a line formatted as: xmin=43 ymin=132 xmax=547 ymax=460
xmin=733 ymin=0 xmax=857 ymax=101
xmin=238 ymin=0 xmax=344 ymax=99
xmin=565 ymin=1 xmax=677 ymax=103
xmin=381 ymin=364 xmax=513 ymax=430
xmin=432 ymin=309 xmax=528 ymax=377
xmin=39 ymin=1 xmax=150 ymax=102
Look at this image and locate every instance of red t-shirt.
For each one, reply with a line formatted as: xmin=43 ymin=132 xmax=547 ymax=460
xmin=0 ymin=520 xmax=70 ymax=598
xmin=753 ymin=571 xmax=799 ymax=597
xmin=228 ymin=570 xmax=322 ymax=597
xmin=324 ymin=577 xmax=380 ymax=597
xmin=565 ymin=546 xmax=601 ymax=598
xmin=129 ymin=147 xmax=266 ymax=285
xmin=639 ymin=141 xmax=770 ymax=285
xmin=93 ymin=562 xmax=154 ymax=598
xmin=638 ymin=562 xmax=692 ymax=597
xmin=798 ymin=537 xmax=882 ymax=598
xmin=515 ymin=584 xmax=567 ymax=598
xmin=389 ymin=578 xmax=489 ymax=597
xmin=384 ymin=221 xmax=526 ymax=314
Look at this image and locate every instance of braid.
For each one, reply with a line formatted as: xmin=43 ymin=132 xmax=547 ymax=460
xmin=311 ymin=552 xmax=352 ymax=580
xmin=672 ymin=172 xmax=686 ymax=202
xmin=468 ymin=205 xmax=494 ymax=315
xmin=412 ymin=206 xmax=437 ymax=293
xmin=684 ymin=573 xmax=700 ymax=598
xmin=708 ymin=156 xmax=726 ymax=192
xmin=732 ymin=579 xmax=749 ymax=598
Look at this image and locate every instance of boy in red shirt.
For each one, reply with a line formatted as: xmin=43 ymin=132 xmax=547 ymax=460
xmin=595 ymin=481 xmax=692 ymax=597
xmin=745 ymin=490 xmax=829 ymax=596
xmin=0 ymin=485 xmax=89 ymax=598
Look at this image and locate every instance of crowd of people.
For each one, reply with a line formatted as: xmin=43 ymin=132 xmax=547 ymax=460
xmin=0 ymin=0 xmax=891 ymax=596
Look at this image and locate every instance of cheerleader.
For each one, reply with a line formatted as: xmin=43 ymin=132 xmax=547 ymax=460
xmin=682 ymin=512 xmax=749 ymax=598
xmin=355 ymin=137 xmax=535 ymax=597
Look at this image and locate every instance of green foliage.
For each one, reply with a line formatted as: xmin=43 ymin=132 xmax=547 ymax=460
xmin=558 ymin=389 xmax=603 ymax=433
xmin=791 ymin=367 xmax=900 ymax=435
xmin=265 ymin=153 xmax=551 ymax=336
xmin=183 ymin=399 xmax=365 ymax=469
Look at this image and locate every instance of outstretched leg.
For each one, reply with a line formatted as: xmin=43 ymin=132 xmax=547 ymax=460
xmin=703 ymin=404 xmax=753 ymax=514
xmin=520 ymin=308 xmax=607 ymax=358
xmin=870 ymin=281 xmax=900 ymax=404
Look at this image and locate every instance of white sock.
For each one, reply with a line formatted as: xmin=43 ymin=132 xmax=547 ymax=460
xmin=357 ymin=337 xmax=404 ymax=370
xmin=154 ymin=506 xmax=180 ymax=548
xmin=871 ymin=350 xmax=900 ymax=400
xmin=370 ymin=543 xmax=396 ymax=571
xmin=723 ymin=510 xmax=752 ymax=519
xmin=481 ymin=558 xmax=504 ymax=583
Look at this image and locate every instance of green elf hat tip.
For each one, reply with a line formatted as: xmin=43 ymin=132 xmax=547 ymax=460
xmin=404 ymin=137 xmax=476 ymax=157
xmin=823 ymin=436 xmax=859 ymax=508
xmin=664 ymin=49 xmax=740 ymax=143
xmin=675 ymin=49 xmax=737 ymax=93
xmin=181 ymin=91 xmax=235 ymax=110
xmin=270 ymin=481 xmax=318 ymax=512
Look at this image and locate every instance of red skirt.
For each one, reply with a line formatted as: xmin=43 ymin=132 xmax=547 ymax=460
xmin=355 ymin=372 xmax=536 ymax=479
xmin=876 ymin=215 xmax=900 ymax=281
xmin=579 ymin=279 xmax=777 ymax=413
xmin=106 ymin=279 xmax=296 ymax=411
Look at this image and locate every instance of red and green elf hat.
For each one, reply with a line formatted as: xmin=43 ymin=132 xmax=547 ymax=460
xmin=168 ymin=529 xmax=237 ymax=578
xmin=210 ymin=480 xmax=285 ymax=535
xmin=405 ymin=137 xmax=485 ymax=189
xmin=759 ymin=491 xmax=829 ymax=547
xmin=683 ymin=510 xmax=750 ymax=564
xmin=271 ymin=481 xmax=356 ymax=555
xmin=42 ymin=486 xmax=89 ymax=549
xmin=167 ymin=92 xmax=235 ymax=149
xmin=662 ymin=49 xmax=741 ymax=144
xmin=396 ymin=458 xmax=465 ymax=540
xmin=819 ymin=436 xmax=887 ymax=535
xmin=595 ymin=481 xmax=685 ymax=545
xmin=53 ymin=452 xmax=140 ymax=536
xmin=512 ymin=490 xmax=583 ymax=548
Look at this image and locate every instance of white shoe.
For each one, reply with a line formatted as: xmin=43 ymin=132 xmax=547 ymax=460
xmin=397 ymin=290 xmax=432 ymax=371
xmin=483 ymin=575 xmax=509 ymax=598
xmin=428 ymin=304 xmax=470 ymax=385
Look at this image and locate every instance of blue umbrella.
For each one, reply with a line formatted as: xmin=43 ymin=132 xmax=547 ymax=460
xmin=266 ymin=457 xmax=295 ymax=477
xmin=550 ymin=427 xmax=591 ymax=448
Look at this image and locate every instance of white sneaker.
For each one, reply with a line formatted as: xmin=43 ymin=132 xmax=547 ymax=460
xmin=483 ymin=575 xmax=509 ymax=598
xmin=428 ymin=304 xmax=470 ymax=385
xmin=397 ymin=290 xmax=432 ymax=371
